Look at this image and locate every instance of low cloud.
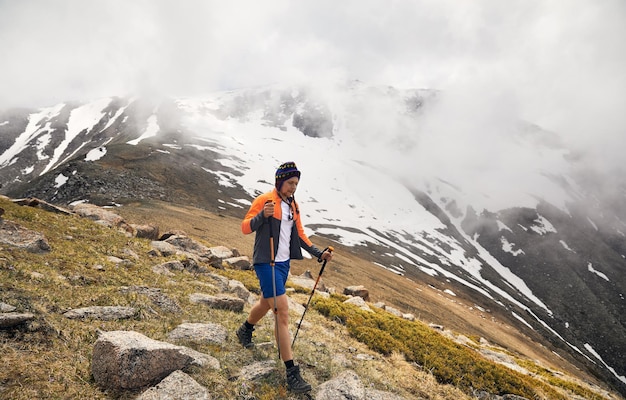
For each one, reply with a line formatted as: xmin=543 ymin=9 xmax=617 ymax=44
xmin=1 ymin=0 xmax=624 ymax=174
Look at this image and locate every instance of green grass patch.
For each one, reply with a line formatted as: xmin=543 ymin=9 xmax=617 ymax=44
xmin=312 ymin=296 xmax=568 ymax=399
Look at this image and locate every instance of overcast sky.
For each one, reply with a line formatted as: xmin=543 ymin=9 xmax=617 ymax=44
xmin=1 ymin=0 xmax=625 ymax=170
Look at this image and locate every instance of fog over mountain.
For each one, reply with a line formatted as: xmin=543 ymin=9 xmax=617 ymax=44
xmin=0 ymin=81 xmax=625 ymax=395
xmin=1 ymin=0 xmax=625 ymax=170
xmin=1 ymin=0 xmax=625 ymax=396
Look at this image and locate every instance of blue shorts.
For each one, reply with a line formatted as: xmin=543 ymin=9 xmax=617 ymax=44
xmin=254 ymin=261 xmax=290 ymax=299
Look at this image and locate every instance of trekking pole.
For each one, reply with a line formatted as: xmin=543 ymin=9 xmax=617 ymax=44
xmin=291 ymin=246 xmax=334 ymax=349
xmin=267 ymin=201 xmax=280 ymax=359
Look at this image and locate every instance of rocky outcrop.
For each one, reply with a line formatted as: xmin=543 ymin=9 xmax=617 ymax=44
xmin=91 ymin=330 xmax=214 ymax=391
xmin=72 ymin=203 xmax=133 ymax=234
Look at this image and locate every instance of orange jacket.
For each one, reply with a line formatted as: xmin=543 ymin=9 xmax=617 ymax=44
xmin=241 ymin=189 xmax=323 ymax=264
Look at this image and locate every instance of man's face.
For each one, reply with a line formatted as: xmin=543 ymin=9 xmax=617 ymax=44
xmin=280 ymin=176 xmax=299 ymax=197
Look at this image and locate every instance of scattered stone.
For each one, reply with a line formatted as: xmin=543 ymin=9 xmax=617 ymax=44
xmin=207 ymin=245 xmax=233 ymax=260
xmin=152 ymin=260 xmax=184 ymax=276
xmin=189 ymin=293 xmax=245 ymax=312
xmin=227 ymin=279 xmax=252 ymax=302
xmin=343 ymin=285 xmax=369 ymax=301
xmin=385 ymin=306 xmax=403 ymax=318
xmin=152 ymin=264 xmax=174 ymax=276
xmin=0 ymin=220 xmax=51 ymax=253
xmin=122 ymin=248 xmax=140 ymax=260
xmin=238 ymin=360 xmax=277 ymax=381
xmin=429 ymin=323 xmax=444 ymax=331
xmin=402 ymin=313 xmax=415 ymax=321
xmin=205 ymin=273 xmax=230 ymax=291
xmin=355 ymin=353 xmax=376 ymax=361
xmin=163 ymin=235 xmax=214 ymax=261
xmin=159 ymin=260 xmax=185 ymax=271
xmin=137 ymin=370 xmax=211 ymax=400
xmin=131 ymin=224 xmax=160 ymax=240
xmin=315 ymin=369 xmax=365 ymax=399
xmin=0 ymin=302 xmax=16 ymax=312
xmin=72 ymin=203 xmax=132 ymax=234
xmin=159 ymin=230 xmax=188 ymax=240
xmin=181 ymin=257 xmax=208 ymax=273
xmin=316 ymin=370 xmax=407 ymax=400
xmin=167 ymin=322 xmax=228 ymax=345
xmin=92 ymin=330 xmax=208 ymax=391
xmin=289 ymin=270 xmax=327 ymax=292
xmin=287 ymin=296 xmax=306 ymax=316
xmin=176 ymin=347 xmax=220 ymax=370
xmin=344 ymin=296 xmax=372 ymax=312
xmin=30 ymin=271 xmax=45 ymax=280
xmin=223 ymin=256 xmax=252 ymax=270
xmin=150 ymin=241 xmax=180 ymax=257
xmin=12 ymin=197 xmax=72 ymax=215
xmin=0 ymin=312 xmax=35 ymax=328
xmin=63 ymin=306 xmax=138 ymax=320
xmin=119 ymin=286 xmax=182 ymax=314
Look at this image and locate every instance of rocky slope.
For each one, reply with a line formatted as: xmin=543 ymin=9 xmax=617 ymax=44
xmin=0 ymin=196 xmax=621 ymax=399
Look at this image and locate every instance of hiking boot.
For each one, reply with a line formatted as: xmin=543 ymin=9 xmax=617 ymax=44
xmin=286 ymin=365 xmax=311 ymax=393
xmin=236 ymin=323 xmax=254 ymax=348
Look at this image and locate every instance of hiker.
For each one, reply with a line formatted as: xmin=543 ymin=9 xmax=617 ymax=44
xmin=237 ymin=161 xmax=333 ymax=393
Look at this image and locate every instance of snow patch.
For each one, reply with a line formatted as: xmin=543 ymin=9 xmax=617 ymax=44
xmin=54 ymin=173 xmax=68 ymax=188
xmin=127 ymin=114 xmax=160 ymax=145
xmin=86 ymin=147 xmax=107 ymax=161
xmin=501 ymin=237 xmax=525 ymax=256
xmin=587 ymin=263 xmax=609 ymax=281
xmin=559 ymin=240 xmax=575 ymax=252
xmin=529 ymin=214 xmax=556 ymax=235
xmin=511 ymin=312 xmax=534 ymax=330
xmin=40 ymin=98 xmax=112 ymax=175
xmin=584 ymin=343 xmax=626 ymax=385
xmin=496 ymin=220 xmax=512 ymax=232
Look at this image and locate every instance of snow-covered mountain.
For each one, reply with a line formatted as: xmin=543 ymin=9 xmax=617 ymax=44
xmin=1 ymin=81 xmax=625 ymax=395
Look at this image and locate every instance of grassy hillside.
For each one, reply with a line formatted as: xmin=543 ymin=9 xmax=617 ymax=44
xmin=0 ymin=197 xmax=618 ymax=399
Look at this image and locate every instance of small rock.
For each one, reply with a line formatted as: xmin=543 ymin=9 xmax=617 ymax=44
xmin=0 ymin=312 xmax=35 ymax=328
xmin=167 ymin=322 xmax=228 ymax=345
xmin=343 ymin=285 xmax=369 ymax=301
xmin=189 ymin=293 xmax=245 ymax=312
xmin=137 ymin=370 xmax=211 ymax=400
xmin=63 ymin=306 xmax=138 ymax=320
xmin=0 ymin=302 xmax=16 ymax=312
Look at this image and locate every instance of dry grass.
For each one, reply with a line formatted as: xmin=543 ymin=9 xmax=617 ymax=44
xmin=0 ymin=197 xmax=619 ymax=399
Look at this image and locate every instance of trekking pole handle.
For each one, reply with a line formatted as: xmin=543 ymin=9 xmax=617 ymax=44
xmin=317 ymin=246 xmax=334 ymax=263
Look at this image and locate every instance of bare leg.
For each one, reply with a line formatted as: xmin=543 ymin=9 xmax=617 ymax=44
xmin=246 ymin=295 xmax=293 ymax=361
xmin=247 ymin=297 xmax=271 ymax=324
xmin=274 ymin=294 xmax=293 ymax=361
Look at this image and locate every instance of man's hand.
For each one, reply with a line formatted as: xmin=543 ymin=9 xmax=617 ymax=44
xmin=320 ymin=248 xmax=333 ymax=261
xmin=263 ymin=200 xmax=275 ymax=218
